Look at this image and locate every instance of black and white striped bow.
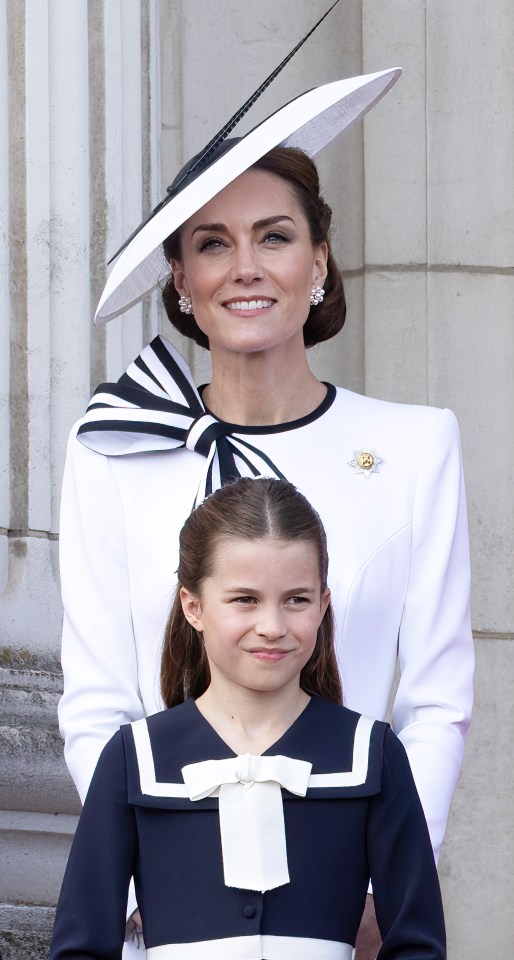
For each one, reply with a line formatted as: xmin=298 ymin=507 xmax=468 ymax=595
xmin=77 ymin=336 xmax=285 ymax=505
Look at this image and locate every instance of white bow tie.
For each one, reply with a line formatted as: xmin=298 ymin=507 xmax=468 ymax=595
xmin=182 ymin=753 xmax=312 ymax=892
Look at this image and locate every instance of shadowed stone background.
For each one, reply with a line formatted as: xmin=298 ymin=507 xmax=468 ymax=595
xmin=1 ymin=1 xmax=513 ymax=956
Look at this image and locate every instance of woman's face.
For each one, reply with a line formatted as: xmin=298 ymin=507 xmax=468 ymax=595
xmin=170 ymin=169 xmax=328 ymax=357
xmin=180 ymin=536 xmax=330 ymax=699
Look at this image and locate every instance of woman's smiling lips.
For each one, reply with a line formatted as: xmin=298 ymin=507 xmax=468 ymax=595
xmin=223 ymin=298 xmax=275 ymax=313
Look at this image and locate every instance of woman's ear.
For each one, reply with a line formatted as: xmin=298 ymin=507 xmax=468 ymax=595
xmin=312 ymin=242 xmax=328 ymax=289
xmin=169 ymin=260 xmax=189 ymax=299
xmin=180 ymin=587 xmax=204 ymax=631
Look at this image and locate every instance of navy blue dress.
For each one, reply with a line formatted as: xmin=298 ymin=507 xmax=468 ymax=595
xmin=50 ymin=697 xmax=446 ymax=959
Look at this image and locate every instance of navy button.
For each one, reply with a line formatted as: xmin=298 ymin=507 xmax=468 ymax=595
xmin=243 ymin=905 xmax=256 ymax=919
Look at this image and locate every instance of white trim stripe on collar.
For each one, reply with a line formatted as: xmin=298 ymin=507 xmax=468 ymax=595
xmin=130 ymin=713 xmax=375 ymax=798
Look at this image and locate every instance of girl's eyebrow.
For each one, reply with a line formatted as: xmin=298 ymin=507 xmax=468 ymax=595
xmin=191 ymin=215 xmax=295 ymax=238
xmin=222 ymin=585 xmax=316 ymax=594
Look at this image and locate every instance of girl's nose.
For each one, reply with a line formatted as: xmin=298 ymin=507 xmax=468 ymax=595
xmin=255 ymin=606 xmax=287 ymax=640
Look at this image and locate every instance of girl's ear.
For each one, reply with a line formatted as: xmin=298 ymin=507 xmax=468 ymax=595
xmin=180 ymin=587 xmax=204 ymax=631
xmin=320 ymin=587 xmax=331 ymax=621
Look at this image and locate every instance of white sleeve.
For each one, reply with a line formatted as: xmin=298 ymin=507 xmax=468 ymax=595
xmin=392 ymin=407 xmax=474 ymax=861
xmin=58 ymin=428 xmax=144 ymax=802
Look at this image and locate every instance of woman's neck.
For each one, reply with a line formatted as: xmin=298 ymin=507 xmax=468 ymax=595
xmin=195 ymin=681 xmax=310 ymax=756
xmin=203 ymin=340 xmax=326 ymax=426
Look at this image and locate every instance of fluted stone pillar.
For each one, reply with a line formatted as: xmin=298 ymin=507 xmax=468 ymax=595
xmin=361 ymin=4 xmax=514 ymax=952
xmin=0 ymin=1 xmax=161 ymax=954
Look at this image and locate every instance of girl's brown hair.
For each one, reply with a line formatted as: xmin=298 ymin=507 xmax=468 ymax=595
xmin=161 ymin=478 xmax=342 ymax=708
xmin=161 ymin=146 xmax=346 ymax=350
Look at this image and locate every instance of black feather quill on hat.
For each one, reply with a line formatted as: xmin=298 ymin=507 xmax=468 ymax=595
xmin=108 ymin=0 xmax=342 ymax=264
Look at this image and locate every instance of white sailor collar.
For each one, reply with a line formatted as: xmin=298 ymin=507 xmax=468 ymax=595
xmin=121 ymin=696 xmax=387 ymax=810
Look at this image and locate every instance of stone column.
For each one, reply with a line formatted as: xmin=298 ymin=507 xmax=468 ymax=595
xmin=361 ymin=3 xmax=514 ymax=953
xmin=0 ymin=1 xmax=161 ymax=954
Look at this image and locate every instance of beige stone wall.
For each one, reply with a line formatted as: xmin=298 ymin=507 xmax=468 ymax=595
xmin=0 ymin=0 xmax=512 ymax=955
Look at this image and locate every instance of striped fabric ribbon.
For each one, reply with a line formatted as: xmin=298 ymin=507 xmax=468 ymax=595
xmin=77 ymin=336 xmax=285 ymax=505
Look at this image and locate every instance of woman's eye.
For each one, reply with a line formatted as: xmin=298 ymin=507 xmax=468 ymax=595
xmin=264 ymin=231 xmax=289 ymax=245
xmin=199 ymin=237 xmax=225 ymax=252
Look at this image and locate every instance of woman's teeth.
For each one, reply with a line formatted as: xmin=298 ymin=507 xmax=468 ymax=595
xmin=225 ymin=299 xmax=273 ymax=311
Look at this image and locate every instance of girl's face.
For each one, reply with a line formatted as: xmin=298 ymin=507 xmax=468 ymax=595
xmin=170 ymin=169 xmax=328 ymax=358
xmin=180 ymin=537 xmax=330 ymax=699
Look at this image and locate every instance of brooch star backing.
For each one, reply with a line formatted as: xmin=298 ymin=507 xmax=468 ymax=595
xmin=347 ymin=450 xmax=384 ymax=478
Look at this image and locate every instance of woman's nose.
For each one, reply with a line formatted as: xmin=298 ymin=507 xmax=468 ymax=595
xmin=229 ymin=242 xmax=264 ymax=283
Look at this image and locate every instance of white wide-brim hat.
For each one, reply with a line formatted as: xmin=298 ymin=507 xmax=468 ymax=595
xmin=95 ymin=66 xmax=401 ymax=325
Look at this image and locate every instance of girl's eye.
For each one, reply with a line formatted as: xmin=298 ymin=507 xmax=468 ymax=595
xmin=287 ymin=596 xmax=310 ymax=606
xmin=233 ymin=596 xmax=257 ymax=605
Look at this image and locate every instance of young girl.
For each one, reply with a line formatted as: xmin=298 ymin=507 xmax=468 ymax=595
xmin=50 ymin=478 xmax=446 ymax=960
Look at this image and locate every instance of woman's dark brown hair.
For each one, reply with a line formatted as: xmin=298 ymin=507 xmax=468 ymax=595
xmin=161 ymin=477 xmax=342 ymax=708
xmin=161 ymin=146 xmax=346 ymax=349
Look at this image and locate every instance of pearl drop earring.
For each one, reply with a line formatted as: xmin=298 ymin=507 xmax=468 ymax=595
xmin=178 ymin=295 xmax=193 ymax=315
xmin=310 ymin=286 xmax=325 ymax=306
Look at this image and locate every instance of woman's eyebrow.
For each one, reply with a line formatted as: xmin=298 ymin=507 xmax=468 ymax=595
xmin=191 ymin=222 xmax=226 ymax=237
xmin=253 ymin=215 xmax=295 ymax=229
xmin=191 ymin=215 xmax=295 ymax=238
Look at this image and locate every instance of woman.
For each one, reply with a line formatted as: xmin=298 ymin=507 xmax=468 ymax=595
xmin=58 ymin=69 xmax=472 ymax=956
xmin=51 ymin=478 xmax=446 ymax=959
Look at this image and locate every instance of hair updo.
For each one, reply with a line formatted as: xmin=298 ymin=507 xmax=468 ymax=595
xmin=161 ymin=146 xmax=346 ymax=350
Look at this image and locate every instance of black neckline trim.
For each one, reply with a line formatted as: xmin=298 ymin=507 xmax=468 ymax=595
xmin=198 ymin=382 xmax=337 ymax=436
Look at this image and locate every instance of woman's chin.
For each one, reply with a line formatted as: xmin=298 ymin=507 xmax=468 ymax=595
xmin=208 ymin=328 xmax=304 ymax=359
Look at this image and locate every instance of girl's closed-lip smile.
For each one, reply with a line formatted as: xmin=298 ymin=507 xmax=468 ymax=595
xmin=248 ymin=648 xmax=291 ymax=662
